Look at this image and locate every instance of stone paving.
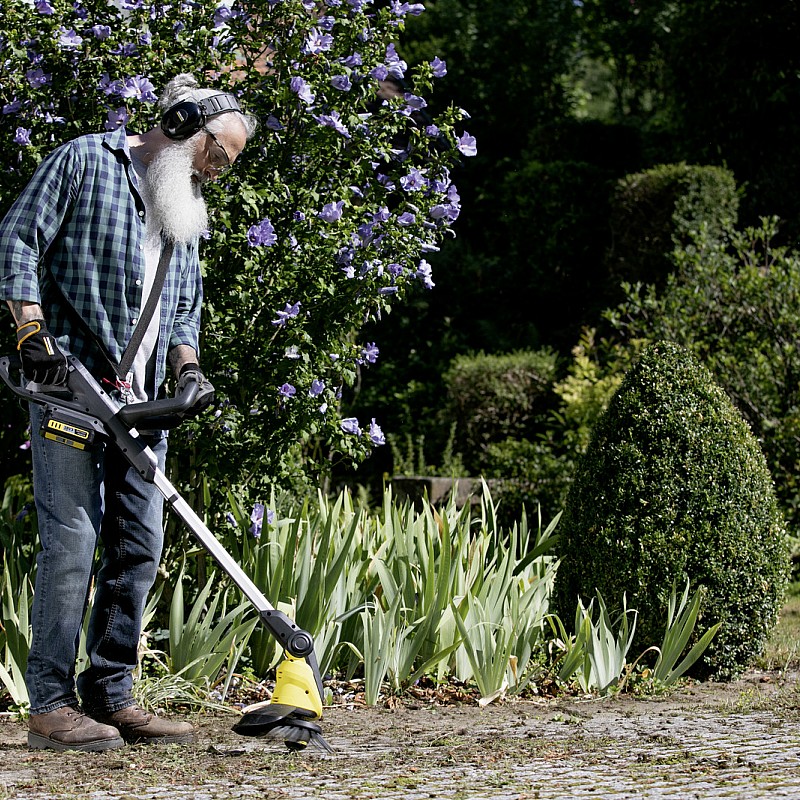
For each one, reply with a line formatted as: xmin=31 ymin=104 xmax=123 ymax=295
xmin=3 ymin=693 xmax=800 ymax=799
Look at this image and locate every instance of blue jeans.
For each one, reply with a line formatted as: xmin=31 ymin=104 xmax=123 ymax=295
xmin=26 ymin=403 xmax=167 ymax=715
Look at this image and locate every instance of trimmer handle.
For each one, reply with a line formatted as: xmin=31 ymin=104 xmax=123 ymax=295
xmin=0 ymin=353 xmax=68 ymax=404
xmin=0 ymin=353 xmax=201 ymax=431
xmin=115 ymin=378 xmax=199 ymax=429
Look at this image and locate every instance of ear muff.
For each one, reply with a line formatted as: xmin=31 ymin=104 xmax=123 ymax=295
xmin=161 ymin=93 xmax=243 ymax=141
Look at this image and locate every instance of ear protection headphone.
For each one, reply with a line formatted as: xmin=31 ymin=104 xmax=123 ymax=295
xmin=161 ymin=93 xmax=242 ymax=141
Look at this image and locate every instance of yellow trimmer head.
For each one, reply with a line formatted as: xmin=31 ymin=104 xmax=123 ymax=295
xmin=233 ymin=656 xmax=332 ymax=752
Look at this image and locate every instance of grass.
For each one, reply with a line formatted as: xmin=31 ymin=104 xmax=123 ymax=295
xmin=758 ymin=580 xmax=800 ymax=671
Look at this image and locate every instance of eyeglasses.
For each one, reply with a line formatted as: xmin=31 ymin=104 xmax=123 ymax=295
xmin=204 ymin=128 xmax=231 ymax=173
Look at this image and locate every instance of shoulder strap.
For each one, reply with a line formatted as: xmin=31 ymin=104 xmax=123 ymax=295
xmin=118 ymin=240 xmax=174 ymax=378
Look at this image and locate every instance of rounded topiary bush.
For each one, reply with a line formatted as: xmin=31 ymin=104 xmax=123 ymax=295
xmin=553 ymin=340 xmax=789 ymax=680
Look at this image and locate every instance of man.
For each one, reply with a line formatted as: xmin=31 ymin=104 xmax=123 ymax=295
xmin=0 ymin=74 xmax=257 ymax=751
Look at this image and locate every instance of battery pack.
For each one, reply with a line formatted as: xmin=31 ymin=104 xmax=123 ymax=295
xmin=40 ymin=407 xmax=107 ymax=450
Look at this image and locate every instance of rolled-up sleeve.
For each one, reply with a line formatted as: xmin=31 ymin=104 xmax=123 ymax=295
xmin=0 ymin=142 xmax=81 ymax=303
xmin=169 ymin=246 xmax=203 ymax=354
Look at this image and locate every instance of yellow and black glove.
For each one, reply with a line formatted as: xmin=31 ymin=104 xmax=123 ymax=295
xmin=16 ymin=319 xmax=68 ymax=385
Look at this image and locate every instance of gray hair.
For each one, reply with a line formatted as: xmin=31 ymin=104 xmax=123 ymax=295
xmin=158 ymin=73 xmax=258 ymax=140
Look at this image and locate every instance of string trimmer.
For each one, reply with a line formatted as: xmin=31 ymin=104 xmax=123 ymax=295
xmin=0 ymin=353 xmax=332 ymax=753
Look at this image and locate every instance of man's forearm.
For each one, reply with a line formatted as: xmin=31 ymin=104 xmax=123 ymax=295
xmin=7 ymin=300 xmax=44 ymax=325
xmin=168 ymin=344 xmax=199 ymax=377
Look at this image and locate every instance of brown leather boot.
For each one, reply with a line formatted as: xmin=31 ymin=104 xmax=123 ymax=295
xmin=91 ymin=704 xmax=195 ymax=744
xmin=28 ymin=706 xmax=125 ymax=752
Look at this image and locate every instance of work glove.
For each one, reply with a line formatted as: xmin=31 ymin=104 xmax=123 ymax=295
xmin=16 ymin=318 xmax=68 ymax=385
xmin=175 ymin=362 xmax=215 ymax=417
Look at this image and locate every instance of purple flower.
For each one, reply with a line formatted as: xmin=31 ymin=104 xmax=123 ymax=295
xmin=403 ymin=93 xmax=427 ymax=110
xmin=3 ymin=99 xmax=22 ymax=115
xmin=272 ymin=302 xmax=301 ymax=326
xmin=34 ymin=0 xmax=55 ymax=13
xmin=249 ymin=502 xmax=265 ymax=537
xmin=342 ymin=52 xmax=363 ymax=67
xmin=416 ymin=259 xmax=435 ymax=289
xmin=15 ymin=501 xmax=33 ymax=521
xmin=331 ymin=74 xmax=352 ymax=92
xmin=57 ymin=28 xmax=84 ymax=51
xmin=426 ymin=124 xmax=441 ymax=138
xmin=41 ymin=110 xmax=65 ymax=124
xmin=119 ymin=76 xmax=157 ymax=103
xmin=457 ymin=131 xmax=478 ymax=157
xmin=279 ymin=383 xmax=297 ymax=398
xmin=397 ymin=211 xmax=416 ymax=226
xmin=112 ymin=42 xmax=139 ymax=57
xmin=266 ymin=114 xmax=284 ymax=131
xmin=26 ymin=68 xmax=51 ymax=88
xmin=400 ymin=168 xmax=427 ymax=192
xmin=249 ymin=503 xmax=275 ymax=536
xmin=309 ymin=379 xmax=325 ymax=397
xmin=361 ymin=342 xmax=379 ymax=364
xmin=312 ymin=111 xmax=351 ymax=138
xmin=430 ymin=204 xmax=456 ymax=223
xmin=430 ymin=57 xmax=447 ymax=77
xmin=341 ymin=417 xmax=361 ymax=436
xmin=318 ymin=200 xmax=345 ymax=222
xmin=247 ymin=217 xmax=277 ymax=247
xmin=14 ymin=127 xmax=32 ymax=146
xmin=290 ymin=76 xmax=316 ymax=105
xmin=99 ymin=73 xmax=121 ymax=96
xmin=214 ymin=4 xmax=233 ymax=27
xmin=391 ymin=0 xmax=423 ymax=15
xmin=369 ymin=419 xmax=385 ymax=446
xmin=91 ymin=24 xmax=112 ymax=40
xmin=226 ymin=512 xmax=237 ymax=526
xmin=105 ymin=107 xmax=129 ymax=131
xmin=370 ymin=65 xmax=389 ymax=81
xmin=385 ymin=43 xmax=407 ymax=79
xmin=303 ymin=28 xmax=334 ymax=55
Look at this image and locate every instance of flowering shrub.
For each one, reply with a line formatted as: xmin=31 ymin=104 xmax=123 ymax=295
xmin=0 ymin=0 xmax=472 ymax=495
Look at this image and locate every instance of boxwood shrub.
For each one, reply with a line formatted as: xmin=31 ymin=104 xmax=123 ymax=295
xmin=442 ymin=349 xmax=559 ymax=472
xmin=606 ymin=163 xmax=740 ymax=289
xmin=554 ymin=341 xmax=789 ymax=680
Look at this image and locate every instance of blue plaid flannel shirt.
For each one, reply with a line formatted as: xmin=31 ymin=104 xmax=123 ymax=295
xmin=0 ymin=126 xmax=202 ymax=398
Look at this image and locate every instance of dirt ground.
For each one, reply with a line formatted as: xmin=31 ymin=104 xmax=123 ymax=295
xmin=1 ymin=671 xmax=800 ymax=800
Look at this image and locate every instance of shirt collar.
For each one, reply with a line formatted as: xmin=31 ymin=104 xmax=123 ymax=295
xmin=102 ymin=125 xmax=132 ymax=162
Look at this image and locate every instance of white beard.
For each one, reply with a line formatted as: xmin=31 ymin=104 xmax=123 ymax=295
xmin=144 ymin=141 xmax=209 ymax=245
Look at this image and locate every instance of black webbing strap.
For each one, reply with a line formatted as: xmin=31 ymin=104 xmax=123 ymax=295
xmin=117 ymin=240 xmax=174 ymax=379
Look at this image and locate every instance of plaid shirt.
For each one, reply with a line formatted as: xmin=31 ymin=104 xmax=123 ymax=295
xmin=0 ymin=126 xmax=202 ymax=397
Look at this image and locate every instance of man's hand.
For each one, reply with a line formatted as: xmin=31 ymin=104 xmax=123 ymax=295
xmin=16 ymin=319 xmax=68 ymax=385
xmin=175 ymin=362 xmax=215 ymax=416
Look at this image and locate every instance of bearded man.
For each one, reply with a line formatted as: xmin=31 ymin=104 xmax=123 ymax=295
xmin=0 ymin=74 xmax=256 ymax=751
